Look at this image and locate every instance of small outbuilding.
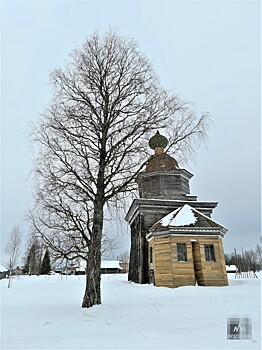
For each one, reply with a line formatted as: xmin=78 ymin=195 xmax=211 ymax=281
xmin=147 ymin=204 xmax=228 ymax=287
xmin=74 ymin=260 xmax=123 ymax=275
xmin=101 ymin=261 xmax=122 ymax=274
xmin=226 ymin=265 xmax=238 ymax=274
xmin=0 ymin=265 xmax=8 ymax=280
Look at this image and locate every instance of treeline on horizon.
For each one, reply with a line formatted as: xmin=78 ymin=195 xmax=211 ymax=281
xmin=225 ymin=240 xmax=262 ymax=273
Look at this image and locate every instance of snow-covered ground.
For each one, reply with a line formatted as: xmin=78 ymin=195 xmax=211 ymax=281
xmin=1 ymin=273 xmax=261 ymax=349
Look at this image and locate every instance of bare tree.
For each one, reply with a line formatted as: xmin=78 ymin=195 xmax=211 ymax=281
xmin=101 ymin=232 xmax=118 ymax=259
xmin=255 ymin=237 xmax=262 ymax=270
xmin=228 ymin=247 xmax=260 ymax=278
xmin=30 ymin=30 xmax=209 ymax=308
xmin=5 ymin=226 xmax=22 ymax=287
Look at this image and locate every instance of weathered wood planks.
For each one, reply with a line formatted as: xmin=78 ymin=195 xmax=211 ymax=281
xmin=149 ymin=235 xmax=228 ymax=288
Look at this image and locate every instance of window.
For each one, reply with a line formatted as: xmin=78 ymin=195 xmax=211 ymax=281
xmin=149 ymin=270 xmax=155 ymax=285
xmin=177 ymin=243 xmax=187 ymax=261
xmin=205 ymin=244 xmax=216 ymax=261
xmin=149 ymin=247 xmax=153 ymax=263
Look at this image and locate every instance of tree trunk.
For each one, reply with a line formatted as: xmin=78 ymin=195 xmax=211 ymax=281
xmin=8 ymin=274 xmax=11 ymax=288
xmin=82 ymin=195 xmax=104 ymax=308
xmin=82 ymin=245 xmax=102 ymax=307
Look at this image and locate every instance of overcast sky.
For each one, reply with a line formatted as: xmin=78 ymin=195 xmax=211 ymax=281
xmin=1 ymin=0 xmax=261 ymax=265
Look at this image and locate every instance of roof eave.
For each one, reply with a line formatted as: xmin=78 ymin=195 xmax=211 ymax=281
xmin=147 ymin=226 xmax=227 ymax=241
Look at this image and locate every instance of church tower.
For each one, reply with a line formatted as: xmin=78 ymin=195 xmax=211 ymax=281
xmin=126 ymin=131 xmax=228 ymax=287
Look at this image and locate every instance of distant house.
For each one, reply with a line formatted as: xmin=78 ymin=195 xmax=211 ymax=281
xmin=0 ymin=265 xmax=8 ymax=280
xmin=226 ymin=265 xmax=238 ymax=273
xmin=74 ymin=260 xmax=123 ymax=275
xmin=101 ymin=261 xmax=122 ymax=274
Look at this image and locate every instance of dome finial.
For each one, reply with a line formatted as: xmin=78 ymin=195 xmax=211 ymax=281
xmin=149 ymin=131 xmax=168 ymax=154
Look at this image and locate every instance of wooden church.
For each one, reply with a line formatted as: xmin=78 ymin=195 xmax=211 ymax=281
xmin=126 ymin=131 xmax=228 ymax=288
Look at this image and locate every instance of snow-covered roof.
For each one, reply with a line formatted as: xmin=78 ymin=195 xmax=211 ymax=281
xmin=0 ymin=264 xmax=8 ymax=272
xmin=101 ymin=261 xmax=122 ymax=269
xmin=75 ymin=260 xmax=122 ymax=272
xmin=160 ymin=205 xmax=196 ymax=227
xmin=226 ymin=265 xmax=238 ymax=272
xmin=150 ymin=204 xmax=226 ymax=232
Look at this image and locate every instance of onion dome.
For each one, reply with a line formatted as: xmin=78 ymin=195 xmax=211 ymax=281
xmin=149 ymin=131 xmax=168 ymax=154
xmin=146 ymin=131 xmax=178 ymax=170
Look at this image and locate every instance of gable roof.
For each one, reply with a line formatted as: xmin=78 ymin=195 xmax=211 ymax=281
xmin=150 ymin=204 xmax=226 ymax=232
xmin=0 ymin=264 xmax=8 ymax=272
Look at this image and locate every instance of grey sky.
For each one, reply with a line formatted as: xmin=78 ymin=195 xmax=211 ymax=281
xmin=1 ymin=1 xmax=261 ymax=265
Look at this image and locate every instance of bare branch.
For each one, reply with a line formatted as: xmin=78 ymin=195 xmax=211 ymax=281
xmin=29 ymin=30 xmax=209 ymax=308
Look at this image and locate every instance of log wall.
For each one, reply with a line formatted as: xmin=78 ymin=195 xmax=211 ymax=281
xmin=148 ymin=235 xmax=228 ymax=288
xmin=200 ymin=236 xmax=228 ymax=286
xmin=128 ymin=215 xmax=149 ymax=284
xmin=138 ymin=170 xmax=192 ymax=200
xmin=153 ymin=236 xmax=173 ymax=288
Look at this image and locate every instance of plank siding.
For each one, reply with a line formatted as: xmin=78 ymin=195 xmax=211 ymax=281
xmin=197 ymin=236 xmax=228 ymax=286
xmin=171 ymin=238 xmax=196 ymax=287
xmin=149 ymin=235 xmax=228 ymax=288
xmin=137 ymin=170 xmax=192 ymax=200
xmin=153 ymin=236 xmax=173 ymax=287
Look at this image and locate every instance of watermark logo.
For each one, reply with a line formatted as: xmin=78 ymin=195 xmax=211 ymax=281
xmin=227 ymin=316 xmax=252 ymax=340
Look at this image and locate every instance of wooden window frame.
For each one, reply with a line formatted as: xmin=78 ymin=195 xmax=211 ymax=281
xmin=205 ymin=244 xmax=216 ymax=262
xmin=177 ymin=243 xmax=187 ymax=262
